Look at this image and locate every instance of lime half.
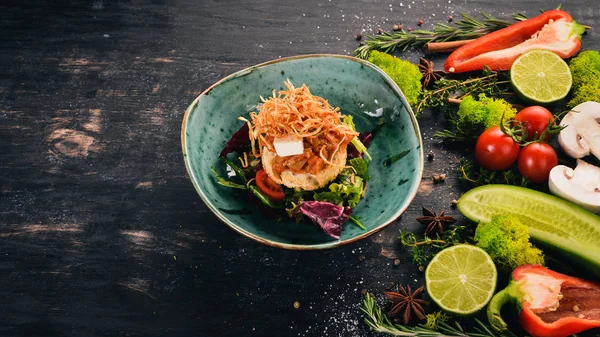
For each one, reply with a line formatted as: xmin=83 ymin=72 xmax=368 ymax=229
xmin=425 ymin=244 xmax=497 ymax=316
xmin=510 ymin=49 xmax=572 ymax=103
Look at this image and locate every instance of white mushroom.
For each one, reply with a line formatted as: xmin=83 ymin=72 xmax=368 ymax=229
xmin=558 ymin=101 xmax=600 ymax=160
xmin=548 ymin=160 xmax=600 ymax=213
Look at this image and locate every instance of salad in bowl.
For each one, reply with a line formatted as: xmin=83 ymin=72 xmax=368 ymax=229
xmin=213 ymin=80 xmax=375 ymax=239
xmin=181 ymin=54 xmax=423 ymax=249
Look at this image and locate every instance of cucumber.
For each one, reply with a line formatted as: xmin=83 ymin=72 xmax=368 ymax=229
xmin=458 ymin=184 xmax=600 ymax=278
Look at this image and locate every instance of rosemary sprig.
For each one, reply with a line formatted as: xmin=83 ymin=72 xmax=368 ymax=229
xmin=355 ymin=12 xmax=526 ymax=59
xmin=361 ymin=294 xmax=520 ymax=337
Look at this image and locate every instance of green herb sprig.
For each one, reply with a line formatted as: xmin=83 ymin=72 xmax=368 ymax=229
xmin=416 ymin=68 xmax=513 ymax=117
xmin=399 ymin=226 xmax=468 ymax=267
xmin=459 ymin=160 xmax=529 ymax=187
xmin=355 ymin=12 xmax=527 ymax=59
xmin=361 ymin=294 xmax=520 ymax=337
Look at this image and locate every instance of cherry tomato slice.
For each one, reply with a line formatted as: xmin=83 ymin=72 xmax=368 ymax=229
xmin=474 ymin=126 xmax=520 ymax=171
xmin=255 ymin=169 xmax=285 ymax=202
xmin=513 ymin=106 xmax=555 ymax=141
xmin=517 ymin=142 xmax=558 ymax=184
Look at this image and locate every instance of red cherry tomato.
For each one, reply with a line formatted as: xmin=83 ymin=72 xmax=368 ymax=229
xmin=475 ymin=126 xmax=520 ymax=171
xmin=517 ymin=143 xmax=558 ymax=184
xmin=514 ymin=106 xmax=555 ymax=141
xmin=255 ymin=169 xmax=285 ymax=202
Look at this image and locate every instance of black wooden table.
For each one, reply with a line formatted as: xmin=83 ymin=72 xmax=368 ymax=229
xmin=1 ymin=1 xmax=598 ymax=336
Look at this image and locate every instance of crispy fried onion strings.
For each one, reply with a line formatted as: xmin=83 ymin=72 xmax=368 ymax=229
xmin=240 ymin=80 xmax=358 ymax=168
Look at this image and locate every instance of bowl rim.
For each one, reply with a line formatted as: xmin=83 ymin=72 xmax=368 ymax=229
xmin=181 ymin=53 xmax=423 ymax=250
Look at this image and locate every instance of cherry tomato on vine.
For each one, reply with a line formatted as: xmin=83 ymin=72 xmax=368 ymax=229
xmin=475 ymin=126 xmax=520 ymax=171
xmin=514 ymin=106 xmax=555 ymax=141
xmin=255 ymin=169 xmax=285 ymax=202
xmin=517 ymin=142 xmax=558 ymax=184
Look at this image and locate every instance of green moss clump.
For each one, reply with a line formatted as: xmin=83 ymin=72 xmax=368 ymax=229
xmin=568 ymin=50 xmax=600 ymax=108
xmin=367 ymin=51 xmax=422 ymax=112
xmin=474 ymin=215 xmax=545 ymax=272
xmin=456 ymin=93 xmax=517 ymax=133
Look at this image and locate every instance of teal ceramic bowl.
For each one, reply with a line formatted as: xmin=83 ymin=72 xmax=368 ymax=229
xmin=182 ymin=54 xmax=423 ymax=250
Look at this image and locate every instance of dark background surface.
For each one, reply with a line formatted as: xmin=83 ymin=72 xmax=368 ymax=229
xmin=1 ymin=1 xmax=598 ymax=336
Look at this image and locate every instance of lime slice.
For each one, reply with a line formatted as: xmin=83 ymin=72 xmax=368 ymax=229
xmin=425 ymin=244 xmax=497 ymax=316
xmin=510 ymin=50 xmax=572 ymax=103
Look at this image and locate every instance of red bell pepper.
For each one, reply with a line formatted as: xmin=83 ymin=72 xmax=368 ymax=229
xmin=444 ymin=10 xmax=585 ymax=73
xmin=487 ymin=264 xmax=600 ymax=337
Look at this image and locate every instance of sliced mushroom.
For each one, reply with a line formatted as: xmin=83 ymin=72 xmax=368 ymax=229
xmin=548 ymin=159 xmax=600 ymax=213
xmin=558 ymin=101 xmax=600 ymax=160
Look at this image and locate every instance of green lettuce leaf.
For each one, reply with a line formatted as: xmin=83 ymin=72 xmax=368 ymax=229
xmin=349 ymin=157 xmax=369 ymax=182
xmin=315 ymin=168 xmax=364 ymax=208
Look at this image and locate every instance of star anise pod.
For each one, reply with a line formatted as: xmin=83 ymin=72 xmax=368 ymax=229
xmin=416 ymin=206 xmax=457 ymax=235
xmin=384 ymin=284 xmax=428 ymax=324
xmin=418 ymin=58 xmax=445 ymax=88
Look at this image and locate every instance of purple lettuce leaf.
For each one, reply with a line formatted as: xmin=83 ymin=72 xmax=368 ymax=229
xmin=348 ymin=119 xmax=384 ymax=158
xmin=297 ymin=201 xmax=352 ymax=239
xmin=219 ymin=123 xmax=250 ymax=158
xmin=359 ymin=132 xmax=374 ymax=148
xmin=348 ymin=131 xmax=373 ymax=158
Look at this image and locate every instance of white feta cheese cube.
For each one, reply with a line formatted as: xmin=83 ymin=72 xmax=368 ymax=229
xmin=273 ymin=136 xmax=304 ymax=157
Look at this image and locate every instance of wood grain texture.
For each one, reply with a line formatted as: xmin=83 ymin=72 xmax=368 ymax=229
xmin=0 ymin=1 xmax=598 ymax=336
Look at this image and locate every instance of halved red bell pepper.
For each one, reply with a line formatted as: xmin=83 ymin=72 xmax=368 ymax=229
xmin=444 ymin=10 xmax=585 ymax=73
xmin=487 ymin=264 xmax=600 ymax=337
